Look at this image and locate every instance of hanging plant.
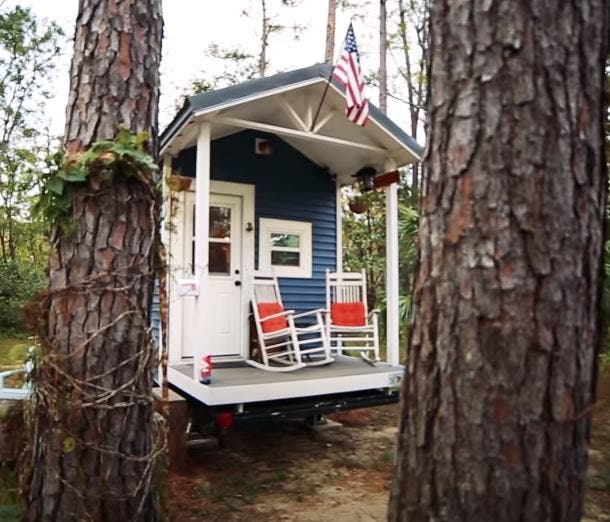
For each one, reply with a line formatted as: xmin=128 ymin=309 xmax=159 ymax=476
xmin=348 ymin=196 xmax=368 ymax=214
xmin=166 ymin=173 xmax=192 ymax=192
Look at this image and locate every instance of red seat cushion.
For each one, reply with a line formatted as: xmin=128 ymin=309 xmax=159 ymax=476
xmin=257 ymin=302 xmax=288 ymax=333
xmin=331 ymin=302 xmax=366 ymax=326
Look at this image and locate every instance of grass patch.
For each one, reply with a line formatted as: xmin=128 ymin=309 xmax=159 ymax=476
xmin=588 ymin=469 xmax=610 ymax=492
xmin=0 ymin=504 xmax=19 ymax=522
xmin=0 ymin=333 xmax=30 ymax=370
xmin=0 ymin=465 xmax=19 ymax=511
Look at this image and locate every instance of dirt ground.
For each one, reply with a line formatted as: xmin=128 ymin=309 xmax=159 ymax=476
xmin=168 ymin=367 xmax=610 ymax=521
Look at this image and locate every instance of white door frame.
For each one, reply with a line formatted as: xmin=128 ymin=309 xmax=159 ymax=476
xmin=209 ymin=180 xmax=255 ymax=361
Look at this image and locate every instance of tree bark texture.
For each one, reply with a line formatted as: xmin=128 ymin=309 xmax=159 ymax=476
xmin=23 ymin=1 xmax=163 ymax=520
xmin=325 ymin=0 xmax=336 ymax=63
xmin=389 ymin=1 xmax=607 ymax=521
xmin=378 ymin=0 xmax=387 ymax=113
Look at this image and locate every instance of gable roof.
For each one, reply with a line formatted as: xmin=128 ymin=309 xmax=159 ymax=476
xmin=160 ymin=63 xmax=423 ymax=182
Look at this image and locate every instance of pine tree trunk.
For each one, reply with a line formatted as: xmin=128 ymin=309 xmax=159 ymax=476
xmin=389 ymin=1 xmax=607 ymax=521
xmin=378 ymin=0 xmax=387 ymax=113
xmin=258 ymin=0 xmax=269 ymax=77
xmin=23 ymin=1 xmax=163 ymax=520
xmin=325 ymin=0 xmax=336 ymax=63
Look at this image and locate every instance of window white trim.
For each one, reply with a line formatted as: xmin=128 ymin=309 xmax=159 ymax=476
xmin=259 ymin=218 xmax=312 ymax=278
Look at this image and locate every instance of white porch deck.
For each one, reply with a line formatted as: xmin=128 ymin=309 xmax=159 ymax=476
xmin=168 ymin=355 xmax=403 ymax=406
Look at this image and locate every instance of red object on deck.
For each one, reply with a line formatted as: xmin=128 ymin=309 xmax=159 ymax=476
xmin=216 ymin=411 xmax=234 ymax=430
xmin=199 ymin=355 xmax=212 ymax=384
xmin=331 ymin=302 xmax=366 ymax=326
xmin=257 ymin=302 xmax=288 ymax=333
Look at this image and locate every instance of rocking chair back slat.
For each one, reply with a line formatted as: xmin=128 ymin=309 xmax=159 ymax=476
xmin=325 ymin=269 xmax=380 ymax=363
xmin=253 ymin=278 xmax=282 ymax=305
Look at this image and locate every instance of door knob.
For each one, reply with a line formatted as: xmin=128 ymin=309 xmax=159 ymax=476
xmin=235 ymin=281 xmax=242 ymax=286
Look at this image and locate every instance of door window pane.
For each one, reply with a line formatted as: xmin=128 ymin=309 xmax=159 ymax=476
xmin=210 ymin=206 xmax=231 ymax=239
xmin=271 ymin=251 xmax=300 ymax=267
xmin=209 ymin=243 xmax=231 ymax=274
xmin=271 ymin=233 xmax=300 ymax=248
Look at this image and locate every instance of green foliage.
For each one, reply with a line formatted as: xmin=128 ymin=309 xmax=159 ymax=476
xmin=343 ymin=189 xmax=386 ymax=306
xmin=343 ymin=182 xmax=420 ymax=342
xmin=0 ymin=260 xmax=45 ymax=332
xmin=0 ymin=5 xmax=63 ymax=265
xmin=0 ymin=333 xmax=30 ymax=369
xmin=0 ymin=465 xmax=19 ymax=512
xmin=189 ymin=78 xmax=215 ymax=95
xmin=36 ymin=130 xmax=157 ymax=235
xmin=0 ymin=504 xmax=19 ymax=521
xmin=206 ymin=43 xmax=259 ymax=85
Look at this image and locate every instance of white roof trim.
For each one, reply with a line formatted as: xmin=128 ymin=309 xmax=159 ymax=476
xmin=324 ymin=81 xmax=422 ymax=162
xmin=207 ymin=115 xmax=387 ymax=153
xmin=192 ymin=77 xmax=325 ymax=120
xmin=162 ymin=76 xmax=421 ymax=164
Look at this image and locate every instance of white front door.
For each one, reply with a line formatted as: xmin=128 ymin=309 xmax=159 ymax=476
xmin=180 ymin=187 xmax=250 ymax=359
xmin=206 ymin=193 xmax=243 ymax=357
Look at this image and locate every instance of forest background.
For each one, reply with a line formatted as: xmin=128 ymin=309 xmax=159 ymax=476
xmin=0 ymin=0 xmax=608 ymax=362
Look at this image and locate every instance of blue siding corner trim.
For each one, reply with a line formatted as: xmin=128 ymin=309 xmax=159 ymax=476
xmin=171 ymin=130 xmax=336 ymax=314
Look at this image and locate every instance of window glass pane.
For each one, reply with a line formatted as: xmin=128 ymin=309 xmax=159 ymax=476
xmin=271 ymin=251 xmax=300 ymax=267
xmin=209 ymin=206 xmax=231 ymax=239
xmin=209 ymin=243 xmax=231 ymax=274
xmin=271 ymin=233 xmax=300 ymax=248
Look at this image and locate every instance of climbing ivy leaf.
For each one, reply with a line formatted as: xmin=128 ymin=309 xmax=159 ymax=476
xmin=46 ymin=177 xmax=65 ymax=195
xmin=58 ymin=165 xmax=88 ymax=182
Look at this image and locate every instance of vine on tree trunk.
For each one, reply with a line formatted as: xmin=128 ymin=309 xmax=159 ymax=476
xmin=36 ymin=129 xmax=158 ymax=236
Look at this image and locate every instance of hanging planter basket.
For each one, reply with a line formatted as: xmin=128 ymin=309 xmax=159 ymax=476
xmin=166 ymin=174 xmax=193 ymax=192
xmin=348 ymin=198 xmax=368 ymax=214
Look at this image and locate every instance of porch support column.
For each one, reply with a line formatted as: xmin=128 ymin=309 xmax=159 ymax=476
xmin=194 ymin=121 xmax=211 ymax=381
xmin=385 ymin=182 xmax=400 ymax=366
xmin=336 ymin=179 xmax=343 ymax=271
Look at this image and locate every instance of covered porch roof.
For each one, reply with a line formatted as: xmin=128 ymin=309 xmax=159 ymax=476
xmin=160 ymin=63 xmax=423 ymax=185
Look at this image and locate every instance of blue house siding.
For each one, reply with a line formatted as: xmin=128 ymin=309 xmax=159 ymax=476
xmin=151 ymin=279 xmax=160 ymax=345
xmin=172 ymin=130 xmax=336 ymax=314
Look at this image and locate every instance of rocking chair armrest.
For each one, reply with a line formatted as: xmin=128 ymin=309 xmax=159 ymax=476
xmin=260 ymin=309 xmax=295 ymax=322
xmin=369 ymin=309 xmax=381 ymax=319
xmin=292 ymin=308 xmax=327 ymax=320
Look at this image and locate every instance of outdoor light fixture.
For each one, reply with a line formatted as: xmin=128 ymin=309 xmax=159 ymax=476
xmin=354 ymin=166 xmax=377 ymax=192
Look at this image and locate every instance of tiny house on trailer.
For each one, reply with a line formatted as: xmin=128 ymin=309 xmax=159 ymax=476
xmin=158 ymin=64 xmax=422 ymax=425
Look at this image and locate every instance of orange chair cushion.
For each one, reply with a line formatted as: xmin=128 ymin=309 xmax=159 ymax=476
xmin=331 ymin=302 xmax=366 ymax=326
xmin=258 ymin=302 xmax=288 ymax=333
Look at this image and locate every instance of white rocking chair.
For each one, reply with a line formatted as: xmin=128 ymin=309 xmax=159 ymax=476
xmin=325 ymin=269 xmax=381 ymax=364
xmin=248 ymin=276 xmax=334 ymax=372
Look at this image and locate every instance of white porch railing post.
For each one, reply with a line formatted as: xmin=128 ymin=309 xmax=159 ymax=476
xmin=385 ymin=183 xmax=400 ymax=366
xmin=194 ymin=121 xmax=211 ymax=381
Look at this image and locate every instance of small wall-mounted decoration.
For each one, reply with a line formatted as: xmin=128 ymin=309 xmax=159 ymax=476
xmin=254 ymin=137 xmax=273 ymax=156
xmin=166 ymin=174 xmax=192 ymax=192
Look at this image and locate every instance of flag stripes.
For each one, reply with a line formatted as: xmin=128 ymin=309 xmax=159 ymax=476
xmin=332 ymin=23 xmax=369 ymax=126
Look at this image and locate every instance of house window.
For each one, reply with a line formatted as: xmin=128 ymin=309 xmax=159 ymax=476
xmin=259 ymin=218 xmax=312 ymax=278
xmin=208 ymin=205 xmax=232 ymax=275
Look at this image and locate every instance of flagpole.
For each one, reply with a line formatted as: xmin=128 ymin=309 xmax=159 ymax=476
xmin=309 ymin=24 xmax=351 ymax=132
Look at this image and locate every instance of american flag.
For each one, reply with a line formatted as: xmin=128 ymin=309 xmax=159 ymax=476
xmin=332 ymin=24 xmax=369 ymax=126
